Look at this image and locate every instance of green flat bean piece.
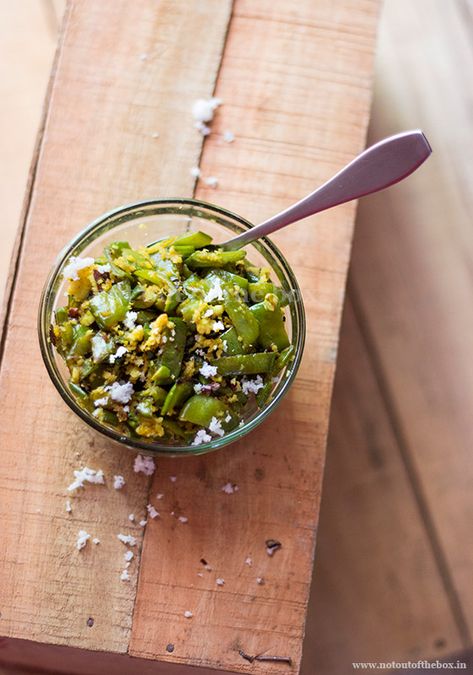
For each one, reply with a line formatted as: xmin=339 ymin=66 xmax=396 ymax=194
xmin=142 ymin=385 xmax=168 ymax=405
xmin=224 ymin=295 xmax=260 ymax=347
xmin=162 ymin=382 xmax=194 ymax=416
xmin=89 ymin=280 xmax=131 ymax=329
xmin=248 ymin=281 xmax=287 ymax=306
xmin=206 ymin=269 xmax=248 ymax=291
xmin=275 ymin=344 xmax=295 ymax=373
xmin=186 ymin=249 xmax=246 ymax=269
xmin=173 ymin=231 xmax=212 ymax=248
xmin=151 ymin=317 xmax=187 ymax=384
xmin=250 ymin=301 xmax=290 ymax=351
xmin=214 ymin=352 xmax=276 ymax=375
xmin=55 ymin=307 xmax=68 ymax=324
xmin=179 ymin=395 xmax=228 ymax=427
xmin=220 ymin=326 xmax=246 ymax=355
xmin=256 ymin=378 xmax=274 ymax=409
xmin=68 ymin=325 xmax=93 ymax=357
xmin=172 ymin=245 xmax=195 ymax=257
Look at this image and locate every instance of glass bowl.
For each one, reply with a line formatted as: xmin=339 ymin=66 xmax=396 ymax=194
xmin=38 ymin=199 xmax=306 ymax=456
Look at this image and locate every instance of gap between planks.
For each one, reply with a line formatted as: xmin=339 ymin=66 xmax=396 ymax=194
xmin=348 ymin=282 xmax=471 ymax=647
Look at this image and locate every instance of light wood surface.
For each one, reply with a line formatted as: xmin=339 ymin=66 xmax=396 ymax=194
xmin=0 ymin=0 xmax=379 ymax=673
xmin=0 ymin=0 xmax=58 ymax=307
xmin=131 ymin=1 xmax=379 ymax=671
xmin=302 ymin=299 xmax=462 ymax=673
xmin=303 ymin=0 xmax=473 ymax=671
xmin=0 ymin=0 xmax=233 ymax=661
xmin=350 ymin=0 xmax=473 ymax=644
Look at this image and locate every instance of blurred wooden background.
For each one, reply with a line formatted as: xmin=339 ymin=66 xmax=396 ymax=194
xmin=1 ymin=1 xmax=472 ymax=673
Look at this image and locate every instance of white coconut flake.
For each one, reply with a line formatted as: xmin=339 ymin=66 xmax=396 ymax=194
xmin=109 ymin=345 xmax=127 ymax=364
xmin=123 ymin=311 xmax=138 ymax=330
xmin=113 ymin=475 xmax=126 ymax=490
xmin=124 ymin=550 xmax=134 ymax=562
xmin=117 ymin=533 xmax=137 ymax=547
xmin=147 ymin=504 xmax=160 ymax=519
xmin=156 ymin=493 xmax=164 ymax=500
xmin=76 ymin=530 xmax=90 ymax=551
xmin=65 ymin=500 xmax=72 ymax=513
xmin=225 ymin=414 xmax=232 ymax=423
xmin=190 ymin=166 xmax=201 ymax=178
xmin=67 ymin=467 xmax=105 ymax=492
xmin=197 ymin=572 xmax=204 ymax=578
xmin=204 ymin=281 xmax=224 ymax=302
xmin=108 ymin=381 xmax=134 ymax=404
xmin=120 ymin=569 xmax=131 ymax=581
xmin=92 ymin=538 xmax=100 ymax=545
xmin=212 ymin=320 xmax=225 ymax=332
xmin=192 ymin=429 xmax=212 ymax=446
xmin=194 ymin=121 xmax=211 ymax=136
xmin=205 ymin=564 xmax=212 ymax=572
xmin=139 ymin=519 xmax=147 ymax=527
xmin=221 ymin=482 xmax=238 ymax=495
xmin=223 ymin=130 xmax=235 ymax=143
xmin=256 ymin=577 xmax=265 ymax=585
xmin=96 ymin=263 xmax=111 ymax=273
xmin=192 ymin=97 xmax=222 ymax=123
xmin=170 ymin=475 xmax=177 ymax=483
xmin=178 ymin=516 xmax=188 ymax=524
xmin=216 ymin=578 xmax=225 ymax=586
xmin=94 ymin=396 xmax=109 ymax=408
xmin=245 ymin=557 xmax=253 ymax=566
xmin=63 ymin=256 xmax=94 ymax=281
xmin=128 ymin=514 xmax=135 ymax=522
xmin=184 ymin=610 xmax=193 ymax=618
xmin=194 ymin=383 xmax=204 ymax=394
xmin=133 ymin=454 xmax=155 ymax=476
xmin=208 ymin=417 xmax=225 ymax=437
xmin=199 ymin=362 xmax=217 ymax=378
xmin=203 ymin=307 xmax=214 ymax=318
xmin=204 ymin=176 xmax=218 ymax=188
xmin=241 ymin=375 xmax=264 ymax=396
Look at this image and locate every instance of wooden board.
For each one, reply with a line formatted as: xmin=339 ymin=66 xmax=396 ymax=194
xmin=0 ymin=0 xmax=58 ymax=307
xmin=0 ymin=0 xmax=233 ymax=660
xmin=301 ymin=298 xmax=463 ymax=674
xmin=349 ymin=0 xmax=473 ymax=643
xmin=130 ymin=1 xmax=379 ymax=672
xmin=0 ymin=1 xmax=379 ymax=673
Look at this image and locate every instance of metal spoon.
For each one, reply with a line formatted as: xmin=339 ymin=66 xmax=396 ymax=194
xmin=220 ymin=130 xmax=432 ymax=250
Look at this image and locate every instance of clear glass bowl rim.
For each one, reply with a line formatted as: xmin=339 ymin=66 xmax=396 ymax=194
xmin=38 ymin=198 xmax=306 ymax=456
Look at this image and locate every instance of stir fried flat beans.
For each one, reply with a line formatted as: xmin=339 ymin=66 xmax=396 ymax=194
xmin=50 ymin=232 xmax=294 ymax=446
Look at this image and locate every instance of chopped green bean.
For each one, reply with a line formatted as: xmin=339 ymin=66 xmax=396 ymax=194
xmin=250 ymin=300 xmax=290 ymax=351
xmin=179 ymin=395 xmax=229 ymax=427
xmin=186 ymin=249 xmax=246 ymax=269
xmin=214 ymin=353 xmax=276 ymax=375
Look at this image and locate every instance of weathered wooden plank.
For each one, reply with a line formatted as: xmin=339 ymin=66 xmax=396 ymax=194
xmin=302 ymin=298 xmax=462 ymax=674
xmin=349 ymin=0 xmax=473 ymax=642
xmin=0 ymin=0 xmax=57 ymax=307
xmin=130 ymin=1 xmax=380 ymax=672
xmin=0 ymin=0 xmax=232 ymax=658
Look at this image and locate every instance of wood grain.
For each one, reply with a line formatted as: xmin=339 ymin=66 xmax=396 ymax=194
xmin=302 ymin=298 xmax=462 ymax=674
xmin=349 ymin=0 xmax=473 ymax=643
xmin=0 ymin=0 xmax=57 ymax=307
xmin=0 ymin=0 xmax=379 ymax=673
xmin=0 ymin=0 xmax=232 ymax=658
xmin=130 ymin=1 xmax=379 ymax=673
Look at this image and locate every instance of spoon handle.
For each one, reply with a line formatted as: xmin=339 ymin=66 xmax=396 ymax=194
xmin=222 ymin=130 xmax=432 ymax=250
